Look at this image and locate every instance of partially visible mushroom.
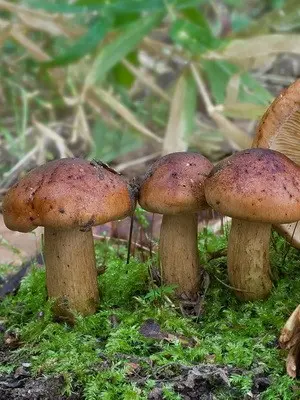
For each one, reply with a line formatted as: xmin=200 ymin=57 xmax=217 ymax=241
xmin=205 ymin=148 xmax=300 ymax=300
xmin=279 ymin=305 xmax=300 ymax=378
xmin=3 ymin=158 xmax=136 ymax=322
xmin=138 ymin=152 xmax=213 ymax=300
xmin=253 ymin=79 xmax=300 ymax=248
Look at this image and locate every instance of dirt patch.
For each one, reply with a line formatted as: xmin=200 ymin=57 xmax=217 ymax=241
xmin=0 ymin=373 xmax=81 ymax=400
xmin=132 ymin=363 xmax=271 ymax=400
xmin=0 ymin=347 xmax=81 ymax=400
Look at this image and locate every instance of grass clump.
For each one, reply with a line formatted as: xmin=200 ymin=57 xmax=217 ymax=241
xmin=0 ymin=231 xmax=300 ymax=399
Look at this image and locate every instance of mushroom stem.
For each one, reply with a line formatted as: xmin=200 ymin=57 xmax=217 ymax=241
xmin=227 ymin=218 xmax=272 ymax=300
xmin=44 ymin=227 xmax=99 ymax=322
xmin=159 ymin=213 xmax=200 ymax=299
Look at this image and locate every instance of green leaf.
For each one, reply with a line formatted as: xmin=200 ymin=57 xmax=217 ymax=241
xmin=111 ymin=51 xmax=138 ymax=87
xmin=41 ymin=18 xmax=112 ymax=68
xmin=181 ymin=7 xmax=211 ymax=29
xmin=28 ymin=0 xmax=202 ymax=14
xmin=91 ymin=120 xmax=143 ymax=163
xmin=170 ymin=19 xmax=221 ymax=54
xmin=202 ymin=60 xmax=273 ymax=105
xmin=84 ymin=13 xmax=163 ymax=87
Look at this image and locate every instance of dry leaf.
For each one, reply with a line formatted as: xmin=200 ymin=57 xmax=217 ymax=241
xmin=91 ymin=88 xmax=163 ymax=143
xmin=190 ymin=63 xmax=251 ymax=150
xmin=123 ymin=59 xmax=170 ymax=102
xmin=211 ymin=110 xmax=251 ymax=150
xmin=163 ymin=71 xmax=192 ymax=155
xmin=205 ymin=34 xmax=300 ymax=69
xmin=0 ymin=0 xmax=82 ymax=37
xmin=71 ymin=105 xmax=92 ymax=144
xmin=224 ymin=74 xmax=240 ymax=106
xmin=33 ymin=120 xmax=73 ymax=158
xmin=222 ymin=103 xmax=268 ymax=120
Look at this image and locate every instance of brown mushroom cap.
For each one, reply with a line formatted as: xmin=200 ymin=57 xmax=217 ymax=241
xmin=205 ymin=148 xmax=300 ymax=224
xmin=138 ymin=152 xmax=213 ymax=215
xmin=3 ymin=158 xmax=135 ymax=232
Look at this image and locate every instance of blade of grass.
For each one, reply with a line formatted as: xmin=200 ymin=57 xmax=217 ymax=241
xmin=0 ymin=0 xmax=80 ymax=37
xmin=84 ymin=13 xmax=164 ymax=89
xmin=190 ymin=63 xmax=251 ymax=150
xmin=42 ymin=18 xmax=111 ymax=68
xmin=122 ymin=59 xmax=171 ymax=102
xmin=91 ymin=88 xmax=163 ymax=143
xmin=204 ymin=34 xmax=300 ymax=69
xmin=163 ymin=69 xmax=196 ymax=155
xmin=29 ymin=0 xmax=201 ymax=14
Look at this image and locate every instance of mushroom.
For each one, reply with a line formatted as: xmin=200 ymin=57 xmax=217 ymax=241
xmin=252 ymin=79 xmax=300 ymax=248
xmin=279 ymin=305 xmax=300 ymax=378
xmin=205 ymin=148 xmax=300 ymax=300
xmin=2 ymin=158 xmax=136 ymax=321
xmin=138 ymin=152 xmax=213 ymax=300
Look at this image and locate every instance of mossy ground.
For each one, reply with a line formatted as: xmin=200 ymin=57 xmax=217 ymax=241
xmin=0 ymin=228 xmax=300 ymax=399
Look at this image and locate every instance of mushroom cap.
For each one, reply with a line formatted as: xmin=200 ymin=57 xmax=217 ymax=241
xmin=252 ymin=79 xmax=300 ymax=165
xmin=204 ymin=148 xmax=300 ymax=224
xmin=138 ymin=152 xmax=213 ymax=215
xmin=3 ymin=158 xmax=136 ymax=232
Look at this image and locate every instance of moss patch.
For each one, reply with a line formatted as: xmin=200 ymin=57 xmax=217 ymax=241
xmin=0 ymin=231 xmax=300 ymax=399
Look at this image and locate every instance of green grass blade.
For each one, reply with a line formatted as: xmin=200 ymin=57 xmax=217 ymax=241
xmin=28 ymin=0 xmax=202 ymax=14
xmin=41 ymin=18 xmax=112 ymax=68
xmin=84 ymin=13 xmax=164 ymax=88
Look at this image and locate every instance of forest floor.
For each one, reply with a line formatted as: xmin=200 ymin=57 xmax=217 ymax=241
xmin=0 ymin=228 xmax=300 ymax=399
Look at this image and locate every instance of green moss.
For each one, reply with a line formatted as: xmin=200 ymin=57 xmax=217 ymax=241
xmin=0 ymin=230 xmax=299 ymax=399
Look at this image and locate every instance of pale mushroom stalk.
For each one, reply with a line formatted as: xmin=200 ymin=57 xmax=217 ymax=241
xmin=44 ymin=227 xmax=99 ymax=318
xmin=159 ymin=213 xmax=200 ymax=296
xmin=227 ymin=219 xmax=272 ymax=300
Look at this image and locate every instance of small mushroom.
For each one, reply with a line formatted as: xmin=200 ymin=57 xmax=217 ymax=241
xmin=3 ymin=158 xmax=136 ymax=321
xmin=205 ymin=148 xmax=300 ymax=300
xmin=138 ymin=152 xmax=213 ymax=300
xmin=253 ymin=79 xmax=300 ymax=248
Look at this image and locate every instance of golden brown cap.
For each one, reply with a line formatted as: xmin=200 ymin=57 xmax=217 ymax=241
xmin=252 ymin=79 xmax=300 ymax=165
xmin=205 ymin=148 xmax=300 ymax=224
xmin=138 ymin=152 xmax=213 ymax=215
xmin=3 ymin=158 xmax=136 ymax=232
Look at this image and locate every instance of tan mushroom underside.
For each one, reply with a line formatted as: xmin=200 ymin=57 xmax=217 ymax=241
xmin=252 ymin=79 xmax=300 ymax=248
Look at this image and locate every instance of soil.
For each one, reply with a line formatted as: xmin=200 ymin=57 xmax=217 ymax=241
xmin=0 ymin=342 xmax=271 ymax=400
xmin=0 ymin=346 xmax=80 ymax=400
xmin=138 ymin=364 xmax=271 ymax=400
xmin=0 ymin=374 xmax=81 ymax=400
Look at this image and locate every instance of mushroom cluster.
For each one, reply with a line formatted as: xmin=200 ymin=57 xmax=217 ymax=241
xmin=4 ymin=79 xmax=300 ymax=326
xmin=4 ymin=147 xmax=300 ymax=319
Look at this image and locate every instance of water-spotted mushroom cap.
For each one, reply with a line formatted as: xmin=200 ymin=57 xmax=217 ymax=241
xmin=3 ymin=158 xmax=136 ymax=233
xmin=205 ymin=148 xmax=300 ymax=224
xmin=138 ymin=152 xmax=213 ymax=215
